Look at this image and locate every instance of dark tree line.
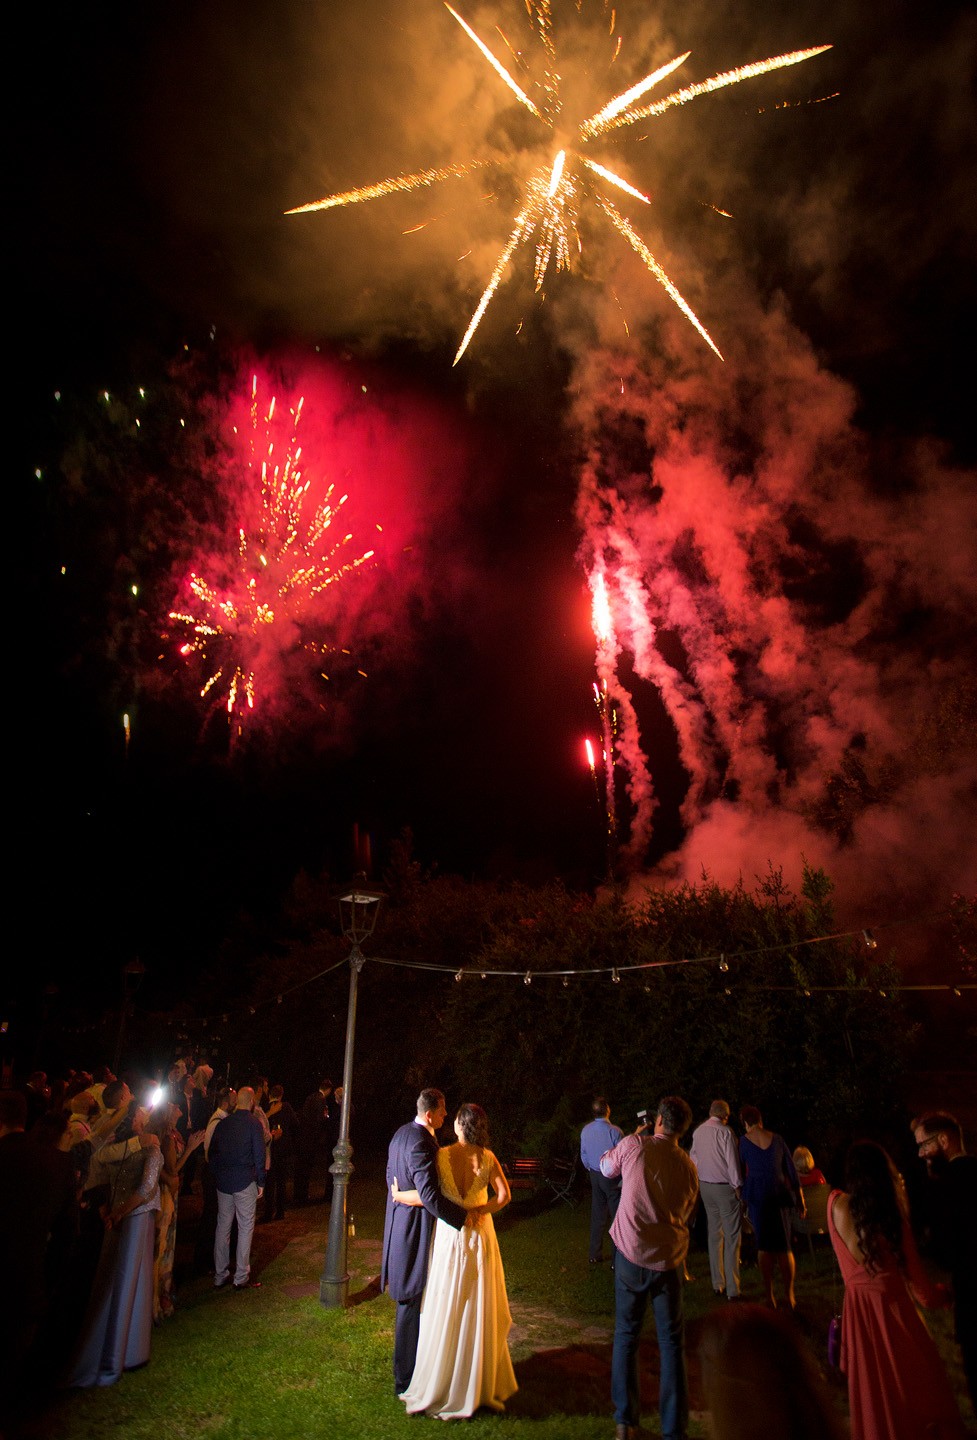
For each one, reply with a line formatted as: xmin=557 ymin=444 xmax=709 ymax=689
xmin=144 ymin=840 xmax=917 ymax=1178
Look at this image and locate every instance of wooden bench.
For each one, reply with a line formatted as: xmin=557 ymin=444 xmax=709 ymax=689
xmin=505 ymin=1157 xmax=545 ymax=1195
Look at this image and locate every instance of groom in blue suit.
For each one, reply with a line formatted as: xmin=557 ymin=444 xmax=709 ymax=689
xmin=381 ymin=1088 xmax=466 ymax=1394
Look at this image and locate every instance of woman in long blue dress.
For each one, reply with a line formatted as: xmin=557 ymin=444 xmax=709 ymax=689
xmin=65 ymin=1099 xmax=163 ymax=1387
xmin=738 ymin=1105 xmax=804 ymax=1310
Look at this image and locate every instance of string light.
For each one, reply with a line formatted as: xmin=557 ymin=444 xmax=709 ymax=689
xmin=91 ymin=909 xmax=969 ymax=1033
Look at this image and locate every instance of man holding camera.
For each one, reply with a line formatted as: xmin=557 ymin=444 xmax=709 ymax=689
xmin=600 ymin=1096 xmax=698 ymax=1440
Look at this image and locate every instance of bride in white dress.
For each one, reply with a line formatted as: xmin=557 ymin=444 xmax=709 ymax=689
xmin=392 ymin=1102 xmax=517 ymax=1420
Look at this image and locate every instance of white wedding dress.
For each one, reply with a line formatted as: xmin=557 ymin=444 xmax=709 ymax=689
xmin=401 ymin=1146 xmax=518 ymax=1420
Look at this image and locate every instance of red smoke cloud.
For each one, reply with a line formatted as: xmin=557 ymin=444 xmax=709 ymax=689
xmin=572 ymin=297 xmax=977 ymax=926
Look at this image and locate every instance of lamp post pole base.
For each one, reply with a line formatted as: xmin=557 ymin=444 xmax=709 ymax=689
xmin=319 ymin=1143 xmax=352 ymax=1308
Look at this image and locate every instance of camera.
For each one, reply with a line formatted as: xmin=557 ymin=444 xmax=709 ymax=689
xmin=636 ymin=1107 xmax=655 ymax=1130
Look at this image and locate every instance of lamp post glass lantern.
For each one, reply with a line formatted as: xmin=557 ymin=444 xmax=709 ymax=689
xmin=319 ymin=884 xmax=384 ymax=1308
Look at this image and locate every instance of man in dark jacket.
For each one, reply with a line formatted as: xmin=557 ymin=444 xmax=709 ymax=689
xmin=914 ymin=1110 xmax=977 ymax=1409
xmin=209 ymin=1087 xmax=265 ymax=1291
xmin=381 ymin=1088 xmax=467 ymax=1395
xmin=295 ymin=1078 xmax=335 ymax=1205
xmin=263 ymin=1084 xmax=299 ymax=1222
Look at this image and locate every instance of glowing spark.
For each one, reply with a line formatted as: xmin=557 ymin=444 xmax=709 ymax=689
xmin=591 ymin=569 xmax=614 ymax=648
xmin=580 ymin=158 xmax=649 ymax=205
xmin=169 ymin=379 xmax=377 ymax=720
xmin=547 ymin=149 xmax=567 ymax=198
xmin=288 ymin=4 xmax=830 ymax=360
xmin=585 ymin=737 xmax=596 ymax=771
xmin=445 ymin=3 xmax=544 ymax=118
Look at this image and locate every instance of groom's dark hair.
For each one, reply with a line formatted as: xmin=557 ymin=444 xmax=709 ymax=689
xmin=417 ymin=1088 xmax=445 ymax=1117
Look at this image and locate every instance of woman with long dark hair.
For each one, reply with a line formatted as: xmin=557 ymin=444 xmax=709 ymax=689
xmin=828 ymin=1139 xmax=964 ymax=1440
xmin=391 ymin=1102 xmax=516 ymax=1420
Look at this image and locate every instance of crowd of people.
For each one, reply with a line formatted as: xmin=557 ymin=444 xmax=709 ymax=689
xmin=0 ymin=1059 xmax=341 ymax=1418
xmin=579 ymin=1094 xmax=973 ymax=1440
xmin=2 ymin=1060 xmax=974 ymax=1440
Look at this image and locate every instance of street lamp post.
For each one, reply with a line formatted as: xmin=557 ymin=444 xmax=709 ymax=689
xmin=319 ymin=882 xmax=384 ymax=1308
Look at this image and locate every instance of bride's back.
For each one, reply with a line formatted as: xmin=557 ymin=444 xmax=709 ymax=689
xmin=442 ymin=1143 xmax=490 ymax=1204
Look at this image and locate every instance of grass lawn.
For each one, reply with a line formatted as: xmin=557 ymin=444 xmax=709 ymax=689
xmin=23 ymin=1174 xmax=975 ymax=1440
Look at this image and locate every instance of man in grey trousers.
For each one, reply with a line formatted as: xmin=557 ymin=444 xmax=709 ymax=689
xmin=209 ymin=1086 xmax=266 ymax=1291
xmin=689 ymin=1099 xmax=744 ymax=1299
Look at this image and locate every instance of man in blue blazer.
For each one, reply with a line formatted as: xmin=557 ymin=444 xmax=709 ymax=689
xmin=381 ymin=1088 xmax=466 ymax=1394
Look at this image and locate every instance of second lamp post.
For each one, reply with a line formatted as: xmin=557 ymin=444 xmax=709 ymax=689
xmin=319 ymin=882 xmax=384 ymax=1308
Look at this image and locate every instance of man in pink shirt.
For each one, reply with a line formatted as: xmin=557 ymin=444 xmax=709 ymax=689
xmin=600 ymin=1096 xmax=698 ymax=1440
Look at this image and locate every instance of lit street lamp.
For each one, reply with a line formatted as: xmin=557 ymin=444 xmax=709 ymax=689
xmin=319 ymin=881 xmax=384 ymax=1308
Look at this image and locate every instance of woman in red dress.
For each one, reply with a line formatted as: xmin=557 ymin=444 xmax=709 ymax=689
xmin=828 ymin=1140 xmax=964 ymax=1440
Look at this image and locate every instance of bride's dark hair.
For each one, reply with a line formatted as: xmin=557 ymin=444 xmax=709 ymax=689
xmin=456 ymin=1103 xmax=489 ymax=1148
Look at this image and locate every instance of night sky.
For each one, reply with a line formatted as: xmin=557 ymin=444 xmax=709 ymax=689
xmin=17 ymin=0 xmax=976 ymax=1013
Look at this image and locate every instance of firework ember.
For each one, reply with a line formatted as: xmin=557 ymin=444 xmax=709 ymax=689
xmin=287 ymin=2 xmax=830 ymax=362
xmin=168 ymin=376 xmax=377 ymax=722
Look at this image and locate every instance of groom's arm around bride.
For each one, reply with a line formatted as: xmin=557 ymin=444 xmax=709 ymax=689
xmin=381 ymin=1088 xmax=466 ymax=1396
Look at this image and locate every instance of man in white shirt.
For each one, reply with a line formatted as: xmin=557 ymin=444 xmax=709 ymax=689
xmin=689 ymin=1099 xmax=744 ymax=1300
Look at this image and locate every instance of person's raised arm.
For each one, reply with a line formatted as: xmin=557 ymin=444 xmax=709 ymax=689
xmin=175 ymin=1131 xmax=206 ymax=1172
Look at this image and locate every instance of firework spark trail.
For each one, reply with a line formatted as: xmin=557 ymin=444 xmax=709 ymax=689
xmin=169 ymin=378 xmax=377 ymax=721
xmin=597 ymin=197 xmax=723 ymax=359
xmin=285 ymin=160 xmax=491 ymax=215
xmin=287 ymin=2 xmax=830 ymax=361
xmin=611 ymin=47 xmax=833 ymax=127
xmin=579 ymin=464 xmax=725 ymax=830
xmin=587 ymin=563 xmax=657 ymax=867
